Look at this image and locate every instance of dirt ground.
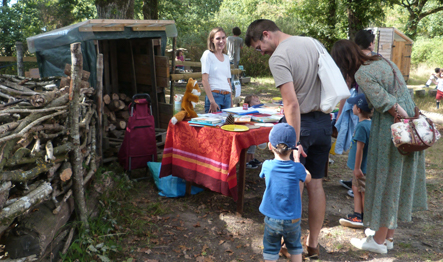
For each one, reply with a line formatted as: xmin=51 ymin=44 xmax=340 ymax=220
xmin=106 ymin=81 xmax=443 ymax=261
xmin=110 ymin=138 xmax=443 ymax=262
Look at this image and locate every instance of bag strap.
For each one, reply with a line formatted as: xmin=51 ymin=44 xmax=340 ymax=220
xmin=410 ymin=117 xmax=437 ymax=147
xmin=383 ymin=57 xmax=420 ymax=122
xmin=381 ymin=57 xmax=403 ymax=90
xmin=308 ymin=37 xmax=325 ymax=55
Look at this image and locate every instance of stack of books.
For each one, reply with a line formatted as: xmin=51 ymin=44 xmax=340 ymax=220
xmin=188 ymin=117 xmax=223 ymax=127
xmin=251 ymin=115 xmax=282 ymax=123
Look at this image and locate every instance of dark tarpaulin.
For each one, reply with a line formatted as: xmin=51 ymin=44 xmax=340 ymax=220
xmin=29 ymin=24 xmax=170 ymax=89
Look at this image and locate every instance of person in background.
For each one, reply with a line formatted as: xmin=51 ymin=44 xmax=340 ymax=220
xmin=227 ymin=27 xmax=243 ymax=68
xmin=259 ymin=123 xmax=310 ymax=262
xmin=338 ymin=94 xmax=372 ymax=229
xmin=245 ymin=19 xmax=330 ymax=259
xmin=426 ymin=67 xmax=440 ymax=88
xmin=337 ymin=29 xmax=377 ymax=193
xmin=354 ymin=29 xmax=377 ymax=56
xmin=176 ymin=50 xmax=185 ymax=71
xmin=244 ymin=95 xmax=266 ymax=169
xmin=201 ymin=27 xmax=232 ymax=113
xmin=331 ymin=39 xmax=427 ymax=254
xmin=431 ymin=69 xmax=443 ymax=108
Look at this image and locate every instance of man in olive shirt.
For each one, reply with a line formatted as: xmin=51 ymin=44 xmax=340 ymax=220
xmin=245 ymin=19 xmax=331 ymax=259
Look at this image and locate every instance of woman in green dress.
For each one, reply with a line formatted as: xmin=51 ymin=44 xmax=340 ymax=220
xmin=331 ymin=40 xmax=427 ymax=254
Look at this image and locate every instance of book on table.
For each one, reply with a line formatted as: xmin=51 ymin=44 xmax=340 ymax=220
xmin=251 ymin=115 xmax=282 ymax=123
xmin=190 ymin=117 xmax=223 ymax=124
xmin=234 ymin=115 xmax=252 ymax=123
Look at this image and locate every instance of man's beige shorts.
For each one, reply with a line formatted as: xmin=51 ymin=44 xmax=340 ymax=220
xmin=352 ymin=175 xmax=366 ymax=193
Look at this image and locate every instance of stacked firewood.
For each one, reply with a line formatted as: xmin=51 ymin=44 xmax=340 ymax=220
xmin=102 ymin=93 xmax=131 ymax=161
xmin=0 ymin=71 xmax=98 ymax=258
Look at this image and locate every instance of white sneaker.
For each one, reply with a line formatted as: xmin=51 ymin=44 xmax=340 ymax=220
xmin=385 ymin=238 xmax=394 ymax=250
xmin=365 ymin=228 xmax=376 ymax=237
xmin=364 ymin=228 xmax=394 ymax=250
xmin=347 ymin=189 xmax=354 ymax=198
xmin=350 ymin=236 xmax=387 ymax=254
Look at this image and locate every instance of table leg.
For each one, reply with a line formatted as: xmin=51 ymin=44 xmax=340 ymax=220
xmin=236 ymin=148 xmax=247 ymax=215
xmin=185 ymin=181 xmax=192 ymax=196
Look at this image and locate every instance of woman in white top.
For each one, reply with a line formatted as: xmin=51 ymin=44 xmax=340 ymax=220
xmin=201 ymin=27 xmax=232 ymax=113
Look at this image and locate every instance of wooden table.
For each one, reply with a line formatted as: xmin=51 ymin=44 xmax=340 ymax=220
xmin=160 ymin=121 xmax=272 ymax=214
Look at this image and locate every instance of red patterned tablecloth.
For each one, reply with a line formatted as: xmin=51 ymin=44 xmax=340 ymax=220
xmin=160 ymin=121 xmax=271 ymax=201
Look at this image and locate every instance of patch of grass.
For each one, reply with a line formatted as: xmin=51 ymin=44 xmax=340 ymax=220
xmin=334 ymin=242 xmax=345 ymax=250
xmin=414 ymin=94 xmax=440 ymax=113
xmin=408 ymin=63 xmax=434 ymax=86
xmin=146 ymin=202 xmax=168 ymax=216
xmin=424 ymin=139 xmax=443 ymax=170
xmin=398 ymin=242 xmax=412 ymax=249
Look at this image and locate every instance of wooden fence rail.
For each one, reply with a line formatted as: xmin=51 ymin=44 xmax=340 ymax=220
xmin=0 ymin=57 xmax=37 ymax=62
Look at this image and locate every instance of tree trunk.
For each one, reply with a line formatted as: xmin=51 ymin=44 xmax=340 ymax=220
xmin=143 ymin=0 xmax=158 ymax=19
xmin=95 ymin=0 xmax=135 ymax=19
xmin=325 ymin=1 xmax=337 ymax=50
xmin=69 ymin=42 xmax=89 ymax=228
xmin=347 ymin=4 xmax=362 ymax=40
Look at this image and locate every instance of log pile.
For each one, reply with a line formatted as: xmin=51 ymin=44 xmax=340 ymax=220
xmin=0 ymin=71 xmax=98 ymax=258
xmin=102 ymin=92 xmax=131 ymax=162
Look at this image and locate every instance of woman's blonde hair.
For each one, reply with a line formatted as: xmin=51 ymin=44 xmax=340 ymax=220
xmin=207 ymin=27 xmax=227 ymax=54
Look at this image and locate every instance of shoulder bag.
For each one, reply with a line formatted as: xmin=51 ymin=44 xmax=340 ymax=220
xmin=384 ymin=58 xmax=441 ymax=154
xmin=309 ymin=38 xmax=351 ymax=113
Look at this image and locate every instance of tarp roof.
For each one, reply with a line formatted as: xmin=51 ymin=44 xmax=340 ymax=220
xmin=27 ymin=19 xmax=177 ymax=53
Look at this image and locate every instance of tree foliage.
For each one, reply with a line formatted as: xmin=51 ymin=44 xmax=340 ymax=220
xmin=391 ymin=0 xmax=443 ymax=40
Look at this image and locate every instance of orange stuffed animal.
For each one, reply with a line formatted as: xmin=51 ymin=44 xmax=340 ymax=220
xmin=171 ymin=78 xmax=201 ymax=125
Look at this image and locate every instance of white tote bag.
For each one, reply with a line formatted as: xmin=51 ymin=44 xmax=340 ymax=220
xmin=309 ymin=38 xmax=350 ymax=113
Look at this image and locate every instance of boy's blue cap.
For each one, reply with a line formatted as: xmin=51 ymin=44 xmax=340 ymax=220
xmin=269 ymin=123 xmax=297 ymax=149
xmin=347 ymin=93 xmax=371 ymax=112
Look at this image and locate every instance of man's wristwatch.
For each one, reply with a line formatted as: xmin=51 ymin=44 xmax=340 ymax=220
xmin=296 ymin=141 xmax=301 ymax=146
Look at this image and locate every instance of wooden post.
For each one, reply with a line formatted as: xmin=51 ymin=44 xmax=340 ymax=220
xmin=16 ymin=42 xmax=24 ymax=77
xmin=110 ymin=40 xmax=119 ymax=93
xmin=103 ymin=40 xmax=111 ymax=95
xmin=129 ymin=40 xmax=138 ymax=95
xmin=236 ymin=148 xmax=247 ymax=215
xmin=69 ymin=42 xmax=89 ymax=228
xmin=169 ymin=37 xmax=176 ymax=104
xmin=96 ymin=53 xmax=104 ymax=165
xmin=148 ymin=39 xmax=159 ymax=127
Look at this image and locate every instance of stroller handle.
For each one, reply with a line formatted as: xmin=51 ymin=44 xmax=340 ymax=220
xmin=130 ymin=93 xmax=153 ymax=117
xmin=132 ymin=93 xmax=152 ymax=104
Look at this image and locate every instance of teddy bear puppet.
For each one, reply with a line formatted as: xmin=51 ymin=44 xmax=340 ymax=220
xmin=171 ymin=78 xmax=201 ymax=125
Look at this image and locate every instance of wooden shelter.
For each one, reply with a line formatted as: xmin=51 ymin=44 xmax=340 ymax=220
xmin=27 ymin=19 xmax=177 ymax=129
xmin=372 ymin=27 xmax=413 ymax=82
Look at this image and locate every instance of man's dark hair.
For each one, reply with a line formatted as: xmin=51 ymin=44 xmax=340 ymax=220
xmin=354 ymin=29 xmax=375 ymax=50
xmin=232 ymin=27 xmax=241 ymax=36
xmin=245 ymin=19 xmax=281 ymax=47
xmin=435 ymin=68 xmax=441 ymax=74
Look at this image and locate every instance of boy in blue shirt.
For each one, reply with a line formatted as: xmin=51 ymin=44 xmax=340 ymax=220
xmin=259 ymin=123 xmax=309 ymax=262
xmin=339 ymin=94 xmax=372 ymax=229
